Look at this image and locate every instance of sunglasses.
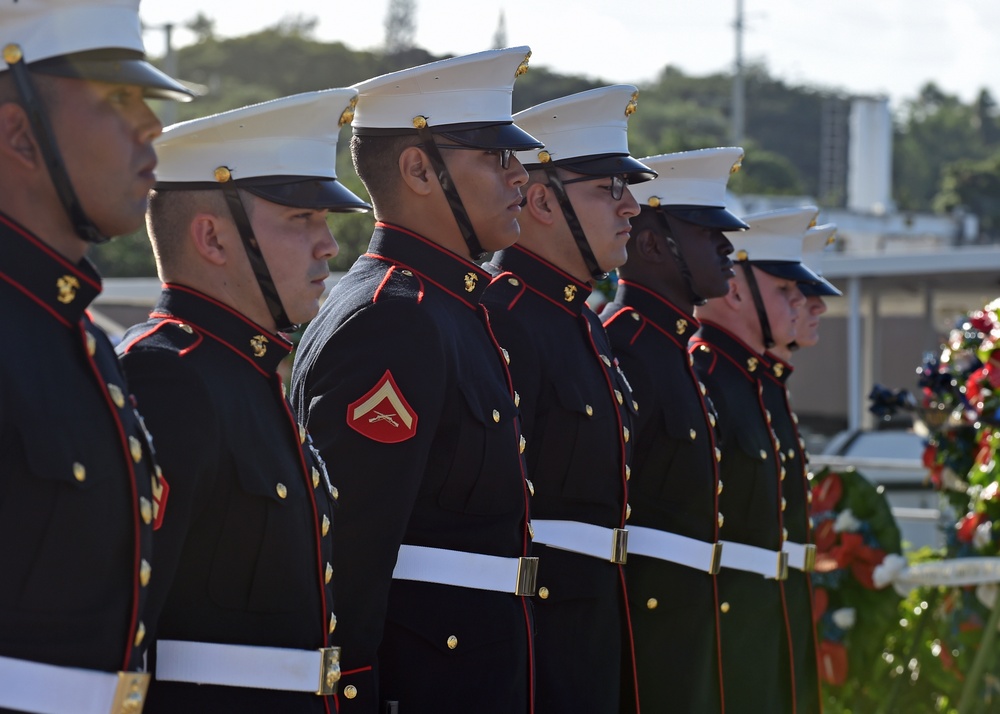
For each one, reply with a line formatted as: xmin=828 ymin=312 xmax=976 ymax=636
xmin=424 ymin=143 xmax=516 ymax=170
xmin=558 ymin=174 xmax=627 ymax=201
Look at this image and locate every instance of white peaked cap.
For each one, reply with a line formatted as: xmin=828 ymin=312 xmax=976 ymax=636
xmin=631 ymin=148 xmax=749 ymax=229
xmin=350 ymin=46 xmax=541 ymax=149
xmin=801 ymin=223 xmax=842 ymax=296
xmin=514 ymin=85 xmax=655 ymax=181
xmin=727 ymin=206 xmax=824 ymax=283
xmin=155 ymin=88 xmax=369 ymax=211
xmin=0 ymin=0 xmax=191 ymax=100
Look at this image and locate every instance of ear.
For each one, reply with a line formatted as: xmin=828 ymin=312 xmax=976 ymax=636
xmin=188 ymin=212 xmax=231 ymax=266
xmin=398 ymin=145 xmax=435 ymax=197
xmin=523 ymin=182 xmax=555 ymax=225
xmin=0 ymin=102 xmax=40 ymax=169
xmin=721 ymin=272 xmax=742 ymax=309
xmin=633 ymin=227 xmax=665 ymax=263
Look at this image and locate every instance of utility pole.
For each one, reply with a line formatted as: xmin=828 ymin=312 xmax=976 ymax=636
xmin=730 ymin=0 xmax=745 ymax=146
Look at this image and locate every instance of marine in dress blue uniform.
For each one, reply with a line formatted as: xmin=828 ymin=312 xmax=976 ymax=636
xmin=765 ymin=220 xmax=843 ymax=714
xmin=290 ymin=49 xmax=541 ymax=714
xmin=116 ymin=90 xmax=368 ymax=713
xmin=0 ymin=2 xmax=190 ymax=712
xmin=600 ymin=148 xmax=748 ymax=713
xmin=692 ymin=206 xmax=822 ymax=713
xmin=481 ymin=86 xmax=653 ymax=714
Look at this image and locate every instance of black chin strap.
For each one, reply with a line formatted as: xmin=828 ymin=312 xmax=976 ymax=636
xmin=738 ymin=261 xmax=775 ymax=349
xmin=216 ymin=169 xmax=293 ymax=332
xmin=5 ymin=45 xmax=106 ymax=243
xmin=542 ymin=164 xmax=607 ymax=281
xmin=656 ymin=209 xmax=705 ymax=306
xmin=414 ymin=120 xmax=487 ymax=260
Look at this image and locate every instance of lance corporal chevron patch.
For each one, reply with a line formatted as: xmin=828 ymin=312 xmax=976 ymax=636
xmin=347 ymin=370 xmax=418 ymax=443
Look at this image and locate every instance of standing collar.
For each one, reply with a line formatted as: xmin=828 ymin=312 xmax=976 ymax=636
xmin=152 ymin=284 xmax=292 ymax=375
xmin=491 ymin=244 xmax=591 ymax=316
xmin=366 ymin=223 xmax=491 ymax=309
xmin=764 ymin=351 xmax=794 ymax=383
xmin=0 ymin=211 xmax=102 ymax=326
xmin=615 ymin=280 xmax=699 ymax=341
xmin=696 ymin=320 xmax=773 ymax=379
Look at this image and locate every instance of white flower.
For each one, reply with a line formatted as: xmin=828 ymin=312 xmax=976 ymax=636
xmin=974 ymin=521 xmax=994 ymax=550
xmin=873 ymin=554 xmax=907 ymax=590
xmin=834 ymin=508 xmax=861 ymax=533
xmin=832 ymin=608 xmax=856 ymax=630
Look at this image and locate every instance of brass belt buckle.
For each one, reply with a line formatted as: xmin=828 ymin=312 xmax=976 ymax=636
xmin=708 ymin=542 xmax=723 ymax=575
xmin=803 ymin=544 xmax=817 ymax=573
xmin=611 ymin=528 xmax=628 ymax=565
xmin=515 ymin=556 xmax=539 ymax=596
xmin=317 ymin=647 xmax=342 ymax=696
xmin=111 ymin=672 xmax=150 ymax=714
xmin=776 ymin=551 xmax=789 ymax=581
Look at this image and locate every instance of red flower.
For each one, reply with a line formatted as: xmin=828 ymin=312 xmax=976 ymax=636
xmin=957 ymin=512 xmax=986 ymax=543
xmin=811 ymin=473 xmax=843 ymax=514
xmin=812 ymin=587 xmax=828 ymax=623
xmin=922 ymin=443 xmax=937 ymax=469
xmin=814 ymin=519 xmax=838 ymax=552
xmin=818 ymin=641 xmax=848 ymax=686
xmin=828 ymin=532 xmax=886 ymax=589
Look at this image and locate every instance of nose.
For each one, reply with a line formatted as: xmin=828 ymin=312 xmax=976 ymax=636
xmin=790 ymin=284 xmax=806 ymax=308
xmin=318 ymin=222 xmax=339 ymax=260
xmin=508 ymin=154 xmax=529 ymax=187
xmin=619 ymin=185 xmax=640 ymax=218
xmin=137 ymin=98 xmax=163 ymax=143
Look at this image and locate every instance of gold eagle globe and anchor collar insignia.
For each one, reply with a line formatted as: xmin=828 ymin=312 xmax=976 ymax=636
xmin=491 ymin=245 xmax=591 ymax=316
xmin=0 ymin=212 xmax=104 ymax=325
xmin=250 ymin=334 xmax=269 ymax=358
xmin=150 ymin=284 xmax=293 ymax=376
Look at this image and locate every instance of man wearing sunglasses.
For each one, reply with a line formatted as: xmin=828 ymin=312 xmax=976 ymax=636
xmin=291 ymin=48 xmax=542 ymax=714
xmin=481 ymin=85 xmax=654 ymax=714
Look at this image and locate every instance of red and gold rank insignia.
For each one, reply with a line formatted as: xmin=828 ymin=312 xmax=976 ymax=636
xmin=346 ymin=370 xmax=418 ymax=444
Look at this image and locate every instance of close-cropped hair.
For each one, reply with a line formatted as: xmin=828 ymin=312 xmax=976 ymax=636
xmin=350 ymin=132 xmax=419 ymax=212
xmin=146 ymin=187 xmax=252 ymax=273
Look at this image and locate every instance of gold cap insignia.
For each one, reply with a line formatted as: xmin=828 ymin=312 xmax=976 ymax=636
xmin=827 ymin=231 xmax=837 ymax=245
xmin=809 ymin=217 xmax=818 ymax=228
xmin=515 ymin=51 xmax=532 ymax=78
xmin=412 ymin=115 xmax=428 ymax=129
xmin=338 ymin=96 xmax=358 ymax=127
xmin=463 ymin=272 xmax=478 ymax=293
xmin=214 ymin=166 xmax=232 ymax=183
xmin=563 ymin=284 xmax=577 ymax=302
xmin=250 ymin=334 xmax=269 ymax=358
xmin=3 ymin=44 xmax=23 ymax=64
xmin=625 ymin=91 xmax=639 ymax=117
xmin=56 ymin=275 xmax=80 ymax=304
xmin=731 ymin=156 xmax=743 ymax=174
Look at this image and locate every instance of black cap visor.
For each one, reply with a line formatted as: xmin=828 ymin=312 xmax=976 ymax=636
xmin=750 ymin=260 xmax=824 ymax=284
xmin=354 ymin=120 xmax=543 ymax=151
xmin=157 ymin=176 xmax=372 ymax=213
xmin=663 ymin=205 xmax=749 ymax=231
xmin=523 ymin=153 xmax=657 ymax=184
xmin=28 ymin=49 xmax=194 ymax=102
xmin=799 ymin=275 xmax=842 ymax=297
